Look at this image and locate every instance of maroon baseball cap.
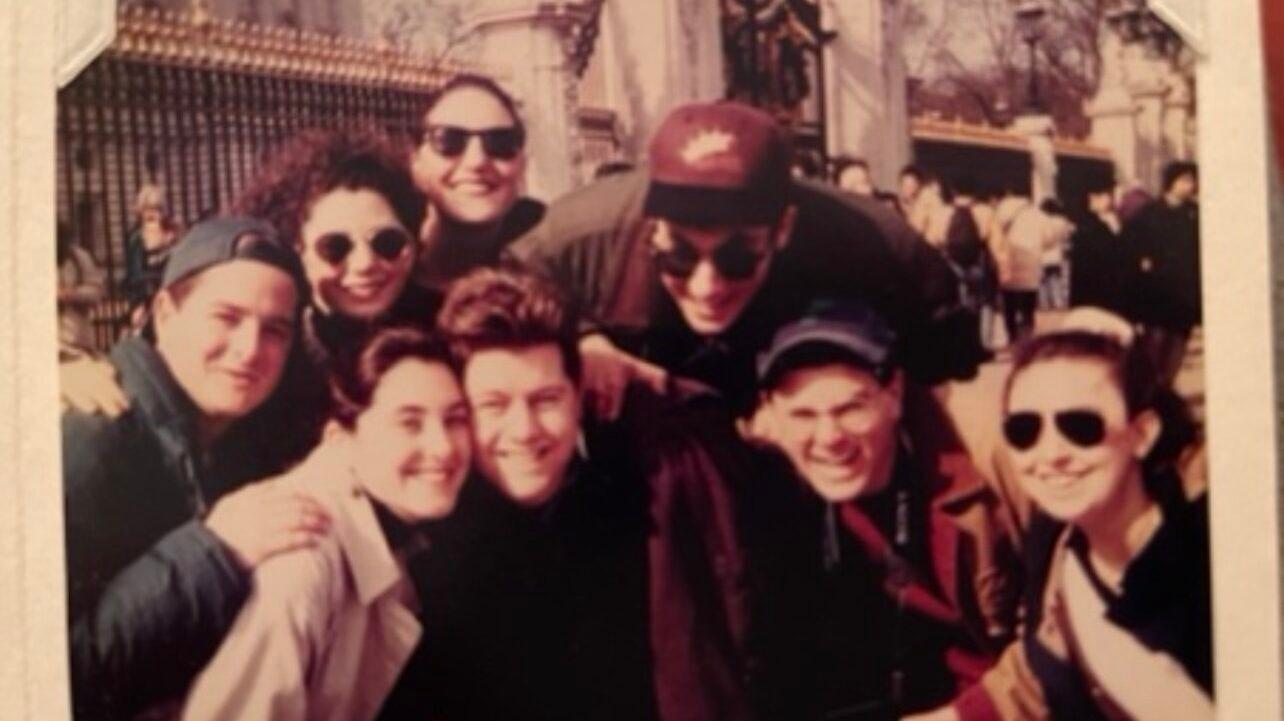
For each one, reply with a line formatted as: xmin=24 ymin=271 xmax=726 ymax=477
xmin=643 ymin=101 xmax=793 ymax=226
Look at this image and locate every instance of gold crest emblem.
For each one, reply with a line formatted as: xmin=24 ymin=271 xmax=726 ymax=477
xmin=679 ymin=129 xmax=736 ymax=165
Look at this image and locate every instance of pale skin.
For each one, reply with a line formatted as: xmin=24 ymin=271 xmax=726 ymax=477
xmin=903 ymin=356 xmax=1162 ymax=721
xmin=578 ymin=207 xmax=797 ymax=421
xmin=68 ymin=262 xmax=332 ymax=570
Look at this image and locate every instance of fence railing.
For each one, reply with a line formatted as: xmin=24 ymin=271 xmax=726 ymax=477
xmin=57 ymin=6 xmax=473 ymax=350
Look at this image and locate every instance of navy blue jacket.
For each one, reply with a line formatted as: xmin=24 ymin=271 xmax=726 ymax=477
xmin=62 ymin=338 xmax=278 ymax=720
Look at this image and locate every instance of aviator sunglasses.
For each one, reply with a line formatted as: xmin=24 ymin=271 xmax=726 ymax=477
xmin=651 ymin=232 xmax=771 ymax=282
xmin=424 ymin=125 xmax=526 ymax=161
xmin=313 ymin=227 xmax=412 ymax=266
xmin=1002 ymin=409 xmax=1108 ymax=451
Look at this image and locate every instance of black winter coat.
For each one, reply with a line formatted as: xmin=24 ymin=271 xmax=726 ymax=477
xmin=62 ymin=338 xmax=277 ymax=720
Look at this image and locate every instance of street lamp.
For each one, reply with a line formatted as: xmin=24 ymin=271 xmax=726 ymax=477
xmin=1014 ymin=0 xmax=1047 ymax=114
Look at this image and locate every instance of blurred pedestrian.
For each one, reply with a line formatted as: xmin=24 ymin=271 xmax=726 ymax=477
xmin=1069 ymin=174 xmax=1129 ymax=313
xmin=1038 ymin=199 xmax=1074 ymax=310
xmin=1120 ymin=161 xmax=1201 ymax=385
xmin=123 ymin=183 xmax=179 ymax=310
xmin=992 ymin=186 xmax=1042 ymax=343
xmin=56 ymin=219 xmax=105 ymax=353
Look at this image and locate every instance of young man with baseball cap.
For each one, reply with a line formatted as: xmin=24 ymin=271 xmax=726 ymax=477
xmin=747 ymin=299 xmax=1022 ymax=721
xmin=507 ymin=100 xmax=982 ymax=420
xmin=62 ymin=217 xmax=331 ymax=720
xmin=376 ymin=266 xmax=757 ymax=721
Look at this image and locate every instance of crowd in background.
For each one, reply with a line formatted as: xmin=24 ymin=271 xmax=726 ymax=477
xmin=808 ymin=153 xmax=1201 ymax=374
xmin=56 ymin=76 xmax=1209 ymax=721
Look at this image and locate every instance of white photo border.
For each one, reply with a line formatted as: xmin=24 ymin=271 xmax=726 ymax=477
xmin=2 ymin=1 xmax=1277 ymax=719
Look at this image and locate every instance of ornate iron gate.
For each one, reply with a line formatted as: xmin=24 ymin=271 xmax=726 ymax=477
xmin=57 ymin=6 xmax=466 ymax=349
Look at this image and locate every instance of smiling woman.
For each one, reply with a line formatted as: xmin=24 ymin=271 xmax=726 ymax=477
xmin=410 ymin=74 xmax=546 ymax=287
xmin=180 ymin=324 xmax=472 ymax=721
xmin=230 ymin=127 xmax=442 ymax=463
xmin=987 ymin=329 xmax=1212 ymax=721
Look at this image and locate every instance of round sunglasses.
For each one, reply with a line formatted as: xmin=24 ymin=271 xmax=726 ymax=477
xmin=424 ymin=125 xmax=525 ymax=161
xmin=313 ymin=228 xmax=411 ymax=266
xmin=1002 ymin=409 xmax=1108 ymax=451
xmin=650 ymin=232 xmax=770 ymax=281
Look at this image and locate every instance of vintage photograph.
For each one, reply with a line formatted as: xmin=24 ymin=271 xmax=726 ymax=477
xmin=48 ymin=1 xmax=1214 ymax=720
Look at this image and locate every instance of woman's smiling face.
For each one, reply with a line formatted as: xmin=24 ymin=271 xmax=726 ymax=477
xmin=349 ymin=358 xmax=473 ymax=523
xmin=1004 ymin=357 xmax=1151 ymax=527
xmin=411 ymin=84 xmax=526 ymax=227
xmin=298 ymin=187 xmax=415 ymax=320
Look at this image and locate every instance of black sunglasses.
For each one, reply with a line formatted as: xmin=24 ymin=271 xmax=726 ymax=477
xmin=424 ymin=125 xmax=525 ymax=160
xmin=313 ymin=228 xmax=411 ymax=266
xmin=1002 ymin=409 xmax=1107 ymax=451
xmin=651 ymin=232 xmax=771 ymax=282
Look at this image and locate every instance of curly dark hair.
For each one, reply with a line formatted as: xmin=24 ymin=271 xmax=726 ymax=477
xmin=329 ymin=323 xmax=458 ymax=430
xmin=230 ymin=127 xmax=425 ymax=251
xmin=436 ymin=266 xmax=581 ymax=383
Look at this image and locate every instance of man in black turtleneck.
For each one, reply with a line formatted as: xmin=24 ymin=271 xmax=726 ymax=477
xmin=377 ymin=267 xmax=757 ymax=721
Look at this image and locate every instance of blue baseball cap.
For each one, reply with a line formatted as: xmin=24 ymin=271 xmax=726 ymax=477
xmin=757 ymin=300 xmax=898 ymax=388
xmin=161 ymin=216 xmax=309 ymax=307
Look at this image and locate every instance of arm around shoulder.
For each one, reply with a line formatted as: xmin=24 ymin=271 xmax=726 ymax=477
xmin=181 ymin=540 xmax=341 ymax=721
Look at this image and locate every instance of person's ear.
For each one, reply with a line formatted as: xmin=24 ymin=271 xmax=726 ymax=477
xmin=742 ymin=392 xmax=781 ymax=445
xmin=323 ymin=419 xmax=351 ymax=445
xmin=151 ymin=288 xmax=179 ymax=341
xmin=773 ymin=205 xmax=798 ymax=251
xmin=1131 ymin=409 xmax=1162 ymax=460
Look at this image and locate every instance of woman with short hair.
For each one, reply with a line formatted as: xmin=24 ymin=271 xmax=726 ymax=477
xmin=180 ymin=324 xmax=472 ymax=721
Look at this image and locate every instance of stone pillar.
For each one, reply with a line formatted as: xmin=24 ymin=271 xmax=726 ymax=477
xmin=594 ymin=0 xmax=724 ymax=160
xmin=1013 ymin=114 xmax=1057 ymax=203
xmin=1130 ymin=71 xmax=1168 ymax=192
xmin=1086 ymin=28 xmax=1140 ymax=186
xmin=462 ymin=1 xmax=598 ymax=200
xmin=1162 ymin=69 xmax=1194 ymax=162
xmin=820 ymin=0 xmax=911 ymax=190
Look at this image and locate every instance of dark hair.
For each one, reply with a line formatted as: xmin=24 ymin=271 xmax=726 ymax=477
xmin=437 ymin=267 xmax=581 ymax=383
xmin=899 ymin=164 xmax=923 ymax=182
xmin=949 ymin=170 xmax=983 ymax=199
xmin=762 ymin=342 xmax=895 ymax=393
xmin=1084 ymin=167 xmax=1117 ymax=196
xmin=329 ymin=324 xmax=457 ymax=430
xmin=791 ymin=150 xmax=824 ymax=179
xmin=1040 ymin=198 xmax=1066 ymax=216
xmin=594 ymin=160 xmax=636 ymax=179
xmin=419 ymin=73 xmax=525 ymax=139
xmin=230 ymin=127 xmax=425 ymax=253
xmin=1003 ymin=330 xmax=1196 ymax=498
xmin=1161 ymin=160 xmax=1198 ymax=193
xmin=832 ymin=155 xmax=870 ymax=182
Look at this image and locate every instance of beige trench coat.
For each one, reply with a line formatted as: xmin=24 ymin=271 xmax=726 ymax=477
xmin=180 ymin=446 xmax=422 ymax=721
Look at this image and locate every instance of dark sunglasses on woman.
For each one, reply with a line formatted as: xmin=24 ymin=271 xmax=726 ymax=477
xmin=314 ymin=228 xmax=411 ymax=266
xmin=1002 ymin=409 xmax=1108 ymax=450
xmin=651 ymin=232 xmax=771 ymax=282
xmin=424 ymin=125 xmax=525 ymax=161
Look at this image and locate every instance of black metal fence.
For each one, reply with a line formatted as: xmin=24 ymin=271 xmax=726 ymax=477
xmin=57 ymin=55 xmax=442 ymax=350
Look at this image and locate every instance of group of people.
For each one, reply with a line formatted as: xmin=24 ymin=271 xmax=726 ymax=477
xmin=824 ymin=153 xmax=1202 ymax=368
xmin=59 ymin=72 xmax=1211 ymax=721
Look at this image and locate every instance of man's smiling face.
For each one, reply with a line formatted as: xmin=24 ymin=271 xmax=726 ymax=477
xmin=767 ymin=362 xmax=903 ymax=503
xmin=463 ymin=343 xmax=582 ymax=507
